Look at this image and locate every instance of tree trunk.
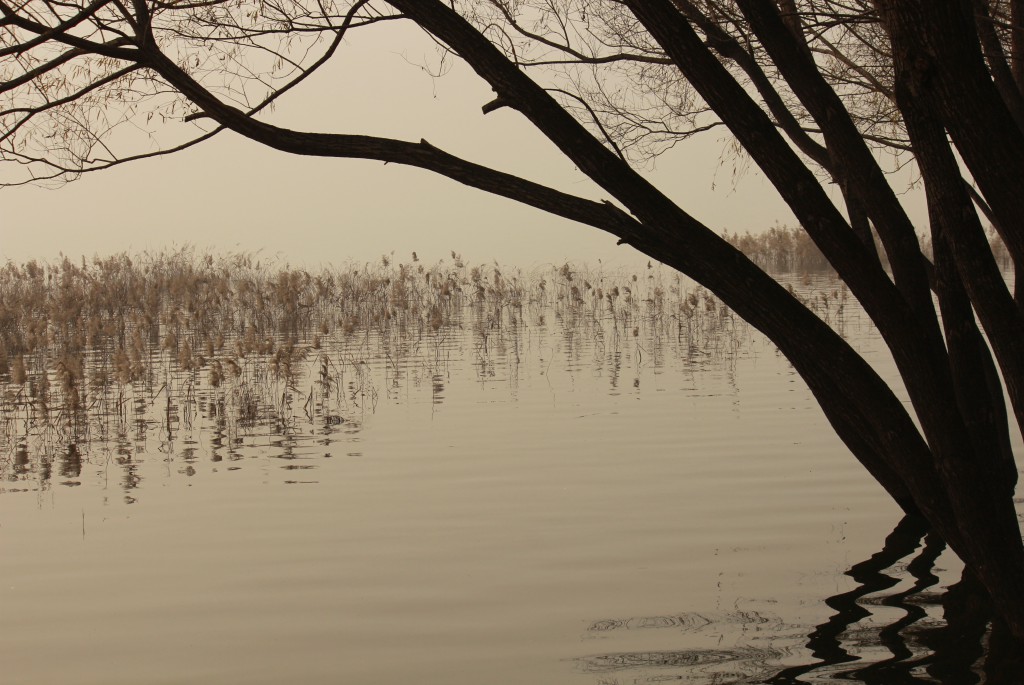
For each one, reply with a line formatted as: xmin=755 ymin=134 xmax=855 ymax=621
xmin=138 ymin=0 xmax=1024 ymax=646
xmin=879 ymin=0 xmax=1024 ymax=285
xmin=383 ymin=0 xmax=1024 ymax=643
xmin=973 ymin=0 xmax=1024 ymax=133
xmin=894 ymin=79 xmax=1024 ymax=469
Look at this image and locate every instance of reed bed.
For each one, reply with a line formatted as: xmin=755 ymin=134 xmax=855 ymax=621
xmin=1 ymin=248 xmax=848 ymax=488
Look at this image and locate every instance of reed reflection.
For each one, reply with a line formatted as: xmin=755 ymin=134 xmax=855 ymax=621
xmin=58 ymin=442 xmax=82 ymax=480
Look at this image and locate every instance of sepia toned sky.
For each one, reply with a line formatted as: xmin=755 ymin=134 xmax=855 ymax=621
xmin=0 ymin=20 xmax=923 ymax=269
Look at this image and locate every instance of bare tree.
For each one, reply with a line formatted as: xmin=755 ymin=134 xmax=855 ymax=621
xmin=4 ymin=0 xmax=1024 ymax=648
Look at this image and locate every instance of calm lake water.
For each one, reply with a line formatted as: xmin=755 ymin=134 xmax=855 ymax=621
xmin=0 ymin=268 xmax=1016 ymax=684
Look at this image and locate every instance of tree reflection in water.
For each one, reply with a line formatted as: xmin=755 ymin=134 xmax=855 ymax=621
xmin=775 ymin=511 xmax=1024 ymax=684
xmin=769 ymin=514 xmax=952 ymax=684
xmin=580 ymin=514 xmax=1022 ymax=684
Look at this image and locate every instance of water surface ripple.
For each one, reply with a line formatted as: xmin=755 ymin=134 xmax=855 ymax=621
xmin=0 ymin=269 xmax=1014 ymax=684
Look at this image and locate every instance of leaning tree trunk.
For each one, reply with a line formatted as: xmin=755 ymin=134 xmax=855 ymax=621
xmin=125 ymin=0 xmax=1024 ymax=645
xmin=622 ymin=0 xmax=1024 ymax=641
xmin=879 ymin=0 xmax=1024 ymax=302
xmin=380 ymin=0 xmax=1024 ymax=644
xmin=895 ymin=84 xmax=1021 ymax=488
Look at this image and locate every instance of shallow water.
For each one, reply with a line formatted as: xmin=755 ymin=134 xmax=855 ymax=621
xmin=0 ymin=271 xmax=1013 ymax=684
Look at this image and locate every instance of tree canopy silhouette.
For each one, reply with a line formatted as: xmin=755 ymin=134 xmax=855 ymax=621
xmin=4 ymin=0 xmax=1024 ymax=645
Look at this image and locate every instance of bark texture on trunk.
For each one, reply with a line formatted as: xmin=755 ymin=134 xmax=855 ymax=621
xmin=880 ymin=0 xmax=1024 ymax=279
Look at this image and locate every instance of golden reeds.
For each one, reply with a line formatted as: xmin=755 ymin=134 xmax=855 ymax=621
xmin=4 ymin=248 xmax=834 ymax=488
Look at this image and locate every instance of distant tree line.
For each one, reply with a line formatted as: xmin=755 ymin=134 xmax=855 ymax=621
xmin=724 ymin=224 xmax=1012 ymax=273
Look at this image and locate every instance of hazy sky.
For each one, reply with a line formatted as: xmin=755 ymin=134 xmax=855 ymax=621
xmin=0 ymin=19 xmax=922 ymax=269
